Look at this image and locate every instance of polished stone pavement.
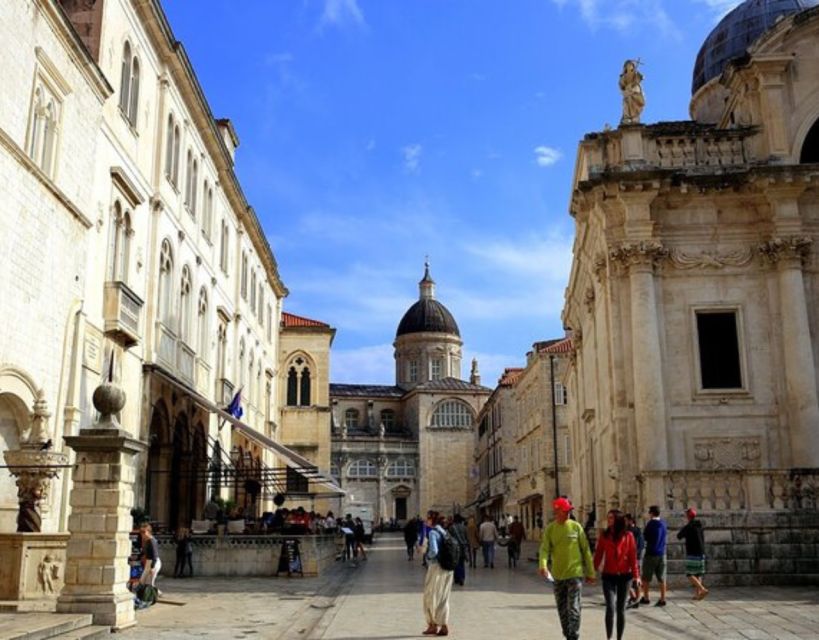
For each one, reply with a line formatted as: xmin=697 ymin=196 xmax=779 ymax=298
xmin=109 ymin=533 xmax=819 ymax=640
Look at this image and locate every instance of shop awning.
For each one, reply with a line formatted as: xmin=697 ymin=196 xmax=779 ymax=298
xmin=146 ymin=364 xmax=344 ymax=497
xmin=517 ymin=492 xmax=544 ymax=505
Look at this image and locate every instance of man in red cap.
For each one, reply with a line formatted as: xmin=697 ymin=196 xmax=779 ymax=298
xmin=677 ymin=507 xmax=708 ymax=600
xmin=538 ymin=497 xmax=595 ymax=640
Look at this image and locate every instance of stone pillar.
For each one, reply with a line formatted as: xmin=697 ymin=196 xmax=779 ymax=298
xmin=610 ymin=241 xmax=669 ymax=471
xmin=56 ymin=381 xmax=146 ymax=630
xmin=759 ymin=235 xmax=819 ymax=467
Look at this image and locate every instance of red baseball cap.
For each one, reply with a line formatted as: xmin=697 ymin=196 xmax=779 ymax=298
xmin=552 ymin=497 xmax=573 ymax=513
xmin=685 ymin=507 xmax=697 ymax=518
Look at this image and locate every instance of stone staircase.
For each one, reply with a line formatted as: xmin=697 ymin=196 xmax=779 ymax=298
xmin=0 ymin=613 xmax=109 ymax=640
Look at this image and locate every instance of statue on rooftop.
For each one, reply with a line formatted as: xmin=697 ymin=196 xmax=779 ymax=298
xmin=619 ymin=59 xmax=645 ymax=125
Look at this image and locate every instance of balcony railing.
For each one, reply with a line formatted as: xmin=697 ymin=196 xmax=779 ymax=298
xmin=196 ymin=358 xmax=211 ymax=396
xmin=103 ymin=281 xmax=143 ymax=347
xmin=156 ymin=322 xmax=176 ymax=369
xmin=217 ymin=378 xmax=234 ymax=407
xmin=177 ymin=341 xmax=195 ymax=384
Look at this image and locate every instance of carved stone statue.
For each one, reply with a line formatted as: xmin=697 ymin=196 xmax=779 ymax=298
xmin=619 ymin=59 xmax=645 ymax=125
xmin=38 ymin=555 xmax=60 ymax=594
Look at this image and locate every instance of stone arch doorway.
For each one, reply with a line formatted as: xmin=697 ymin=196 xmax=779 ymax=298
xmin=391 ymin=485 xmax=412 ymax=522
xmin=169 ymin=414 xmax=191 ymax=531
xmin=800 ymin=117 xmax=819 ymax=163
xmin=0 ymin=393 xmax=29 ymax=531
xmin=145 ymin=401 xmax=171 ymax=528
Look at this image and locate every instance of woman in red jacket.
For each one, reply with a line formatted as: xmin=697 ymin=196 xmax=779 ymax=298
xmin=593 ymin=509 xmax=641 ymax=640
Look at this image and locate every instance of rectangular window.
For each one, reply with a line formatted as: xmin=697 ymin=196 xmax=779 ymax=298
xmin=696 ymin=311 xmax=742 ymax=389
xmin=554 ymin=383 xmax=567 ymax=405
xmin=409 ymin=360 xmax=418 ymax=382
xmin=430 ymin=358 xmax=442 ymax=381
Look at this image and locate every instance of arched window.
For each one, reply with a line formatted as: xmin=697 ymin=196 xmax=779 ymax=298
xmin=219 ymin=221 xmax=229 ymax=274
xmin=165 ymin=114 xmax=175 ymax=181
xmin=386 ymin=459 xmax=416 ymax=478
xmin=258 ymin=286 xmax=264 ymax=322
xmin=179 ymin=266 xmax=192 ymax=341
xmin=344 ymin=409 xmax=359 ymax=429
xmin=203 ymin=183 xmax=213 ymax=239
xmin=299 ymin=368 xmax=311 ymax=406
xmin=348 ymin=459 xmax=377 ymax=478
xmin=380 ymin=409 xmax=395 ymax=430
xmin=28 ymin=87 xmax=43 ymax=160
xmin=41 ymin=100 xmax=57 ymax=175
xmin=172 ymin=125 xmax=180 ymax=185
xmin=241 ymin=253 xmax=248 ymax=299
xmin=800 ymin=118 xmax=819 ymax=164
xmin=107 ymin=203 xmax=131 ymax=283
xmin=158 ymin=239 xmax=174 ymax=326
xmin=250 ymin=270 xmax=257 ymax=309
xmin=197 ymin=287 xmax=208 ymax=359
xmin=286 ymin=367 xmax=298 ymax=406
xmin=248 ymin=351 xmax=255 ymax=406
xmin=119 ymin=41 xmax=132 ymax=114
xmin=128 ymin=57 xmax=140 ymax=127
xmin=185 ymin=150 xmax=193 ymax=207
xmin=238 ymin=339 xmax=246 ymax=388
xmin=430 ymin=399 xmax=473 ymax=428
xmin=215 ymin=322 xmax=227 ymax=383
xmin=190 ymin=159 xmax=199 ymax=218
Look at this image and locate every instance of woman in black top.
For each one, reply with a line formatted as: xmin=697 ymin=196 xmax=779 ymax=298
xmin=139 ymin=523 xmax=162 ymax=589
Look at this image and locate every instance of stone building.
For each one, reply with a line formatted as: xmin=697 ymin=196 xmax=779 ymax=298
xmin=472 ymin=368 xmax=521 ymax=524
xmin=0 ymin=0 xmax=336 ymax=537
xmin=509 ymin=338 xmax=572 ymax=540
xmin=330 ymin=266 xmax=490 ymax=522
xmin=562 ymin=0 xmax=819 ymax=582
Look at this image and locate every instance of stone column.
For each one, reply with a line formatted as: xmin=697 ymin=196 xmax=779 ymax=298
xmin=610 ymin=241 xmax=670 ymax=473
xmin=759 ymin=235 xmax=819 ymax=467
xmin=56 ymin=381 xmax=146 ymax=630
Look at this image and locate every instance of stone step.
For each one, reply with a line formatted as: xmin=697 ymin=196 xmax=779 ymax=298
xmin=47 ymin=626 xmax=109 ymax=640
xmin=0 ymin=613 xmax=94 ymax=640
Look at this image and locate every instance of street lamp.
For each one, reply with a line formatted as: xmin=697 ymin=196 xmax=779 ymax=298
xmin=549 ymin=354 xmax=561 ymax=498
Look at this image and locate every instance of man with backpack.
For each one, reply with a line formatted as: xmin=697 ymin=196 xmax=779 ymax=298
xmin=422 ymin=511 xmax=457 ymax=637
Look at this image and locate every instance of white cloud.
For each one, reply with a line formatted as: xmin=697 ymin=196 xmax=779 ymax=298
xmin=551 ymin=0 xmax=680 ymax=39
xmin=693 ymin=0 xmax=743 ymax=17
xmin=534 ymin=145 xmax=562 ymax=167
xmin=402 ymin=143 xmax=423 ymax=173
xmin=318 ymin=0 xmax=366 ymax=31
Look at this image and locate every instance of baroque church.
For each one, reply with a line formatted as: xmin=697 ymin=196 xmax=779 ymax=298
xmin=328 ymin=265 xmax=490 ymax=522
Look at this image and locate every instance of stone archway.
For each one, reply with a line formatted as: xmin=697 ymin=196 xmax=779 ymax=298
xmin=800 ymin=117 xmax=819 ymax=163
xmin=169 ymin=414 xmax=192 ymax=531
xmin=0 ymin=393 xmax=29 ymax=531
xmin=145 ymin=401 xmax=171 ymax=528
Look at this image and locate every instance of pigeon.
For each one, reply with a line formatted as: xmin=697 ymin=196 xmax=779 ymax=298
xmin=39 ymin=439 xmax=53 ymax=451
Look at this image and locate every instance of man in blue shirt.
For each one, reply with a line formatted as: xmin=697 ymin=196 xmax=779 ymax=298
xmin=640 ymin=505 xmax=668 ymax=606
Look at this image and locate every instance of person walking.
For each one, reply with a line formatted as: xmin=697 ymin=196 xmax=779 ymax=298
xmin=466 ymin=516 xmax=480 ymax=569
xmin=353 ymin=517 xmax=368 ymax=561
xmin=139 ymin=523 xmax=162 ymax=592
xmin=641 ymin=505 xmax=668 ymax=606
xmin=404 ymin=517 xmax=419 ymax=561
xmin=507 ymin=515 xmax=525 ymax=568
xmin=449 ymin=514 xmax=469 ymax=586
xmin=422 ymin=512 xmax=454 ymax=637
xmin=418 ymin=513 xmax=431 ymax=568
xmin=594 ymin=510 xmax=640 ymax=640
xmin=342 ymin=514 xmax=356 ymax=562
xmin=173 ymin=527 xmax=193 ymax=578
xmin=538 ymin=497 xmax=595 ymax=640
xmin=624 ymin=513 xmax=644 ymax=609
xmin=677 ymin=507 xmax=708 ymax=600
xmin=478 ymin=514 xmax=498 ymax=568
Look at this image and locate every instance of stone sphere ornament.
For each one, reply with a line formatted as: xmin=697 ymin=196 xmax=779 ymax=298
xmin=92 ymin=382 xmax=127 ymax=429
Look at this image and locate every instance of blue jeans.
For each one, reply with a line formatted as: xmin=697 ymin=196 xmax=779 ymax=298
xmin=481 ymin=542 xmax=494 ymax=567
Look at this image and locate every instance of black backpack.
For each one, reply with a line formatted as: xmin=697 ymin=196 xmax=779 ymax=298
xmin=436 ymin=530 xmax=461 ymax=571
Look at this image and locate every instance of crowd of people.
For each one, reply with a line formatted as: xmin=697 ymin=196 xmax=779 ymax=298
xmin=407 ymin=500 xmax=707 ymax=640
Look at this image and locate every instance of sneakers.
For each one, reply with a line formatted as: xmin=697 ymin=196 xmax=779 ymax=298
xmin=639 ymin=597 xmax=650 ymax=605
xmin=655 ymin=599 xmax=667 ymax=607
xmin=626 ymin=600 xmax=640 ymax=610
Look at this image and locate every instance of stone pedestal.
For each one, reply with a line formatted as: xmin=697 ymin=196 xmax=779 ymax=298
xmin=0 ymin=533 xmax=69 ymax=608
xmin=56 ymin=428 xmax=146 ymax=630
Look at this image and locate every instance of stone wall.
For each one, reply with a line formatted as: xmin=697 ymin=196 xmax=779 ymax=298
xmin=155 ymin=534 xmax=339 ymax=577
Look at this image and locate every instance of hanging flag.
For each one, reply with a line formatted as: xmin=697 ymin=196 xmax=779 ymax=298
xmin=226 ymin=388 xmax=244 ymax=419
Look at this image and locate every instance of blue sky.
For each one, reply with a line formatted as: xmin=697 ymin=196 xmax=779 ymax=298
xmin=162 ymin=0 xmax=742 ymax=386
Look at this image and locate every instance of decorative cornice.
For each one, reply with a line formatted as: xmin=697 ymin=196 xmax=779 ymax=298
xmin=758 ymin=236 xmax=812 ymax=265
xmin=608 ymin=241 xmax=668 ymax=272
xmin=669 ymin=247 xmax=754 ymax=270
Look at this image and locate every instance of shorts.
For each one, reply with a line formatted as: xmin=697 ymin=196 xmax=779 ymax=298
xmin=641 ymin=554 xmax=666 ymax=582
xmin=685 ymin=555 xmax=706 ymax=577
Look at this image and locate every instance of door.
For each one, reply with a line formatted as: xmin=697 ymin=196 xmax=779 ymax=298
xmin=395 ymin=496 xmax=407 ymax=521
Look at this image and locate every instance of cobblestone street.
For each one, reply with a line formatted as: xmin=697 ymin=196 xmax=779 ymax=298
xmin=114 ymin=534 xmax=819 ymax=640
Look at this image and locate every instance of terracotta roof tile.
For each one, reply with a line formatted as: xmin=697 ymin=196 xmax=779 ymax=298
xmin=538 ymin=337 xmax=573 ymax=354
xmin=499 ymin=367 xmax=524 ymax=386
xmin=281 ymin=311 xmax=330 ymax=328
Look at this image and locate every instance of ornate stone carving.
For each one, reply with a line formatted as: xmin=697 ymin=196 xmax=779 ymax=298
xmin=593 ymin=253 xmax=608 ymax=283
xmin=3 ymin=449 xmax=68 ymax=532
xmin=758 ymin=236 xmax=812 ymax=265
xmin=584 ymin=286 xmax=595 ymax=313
xmin=669 ymin=247 xmax=754 ymax=270
xmin=692 ymin=437 xmax=762 ymax=471
xmin=29 ymin=389 xmax=51 ymax=444
xmin=38 ymin=555 xmax=61 ymax=594
xmin=619 ymin=59 xmax=645 ymax=125
xmin=608 ymin=241 xmax=668 ymax=272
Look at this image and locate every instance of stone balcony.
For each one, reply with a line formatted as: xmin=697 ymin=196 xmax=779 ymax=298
xmin=103 ymin=281 xmax=143 ymax=347
xmin=576 ymin=121 xmax=758 ymax=182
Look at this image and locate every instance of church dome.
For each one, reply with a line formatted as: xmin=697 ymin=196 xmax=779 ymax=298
xmin=395 ymin=264 xmax=461 ymax=338
xmin=692 ymin=0 xmax=819 ymax=95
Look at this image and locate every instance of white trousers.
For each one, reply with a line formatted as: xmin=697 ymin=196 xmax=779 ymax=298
xmin=140 ymin=558 xmax=162 ymax=586
xmin=423 ymin=562 xmax=453 ymax=626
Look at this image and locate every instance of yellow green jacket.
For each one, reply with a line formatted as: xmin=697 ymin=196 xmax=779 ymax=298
xmin=538 ymin=519 xmax=595 ymax=581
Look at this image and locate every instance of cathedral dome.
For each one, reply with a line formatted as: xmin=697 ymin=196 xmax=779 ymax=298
xmin=692 ymin=0 xmax=819 ymax=95
xmin=395 ymin=264 xmax=460 ymax=338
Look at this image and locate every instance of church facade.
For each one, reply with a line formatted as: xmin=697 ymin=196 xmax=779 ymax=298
xmin=330 ymin=266 xmax=490 ymax=522
xmin=561 ymin=0 xmax=819 ymax=582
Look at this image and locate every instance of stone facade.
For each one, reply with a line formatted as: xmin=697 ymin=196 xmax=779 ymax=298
xmin=561 ymin=1 xmax=819 ymax=582
xmin=331 ymin=268 xmax=490 ymax=522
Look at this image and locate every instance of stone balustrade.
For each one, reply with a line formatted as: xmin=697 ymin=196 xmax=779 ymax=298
xmin=155 ymin=533 xmax=339 ymax=577
xmin=641 ymin=468 xmax=819 ymax=513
